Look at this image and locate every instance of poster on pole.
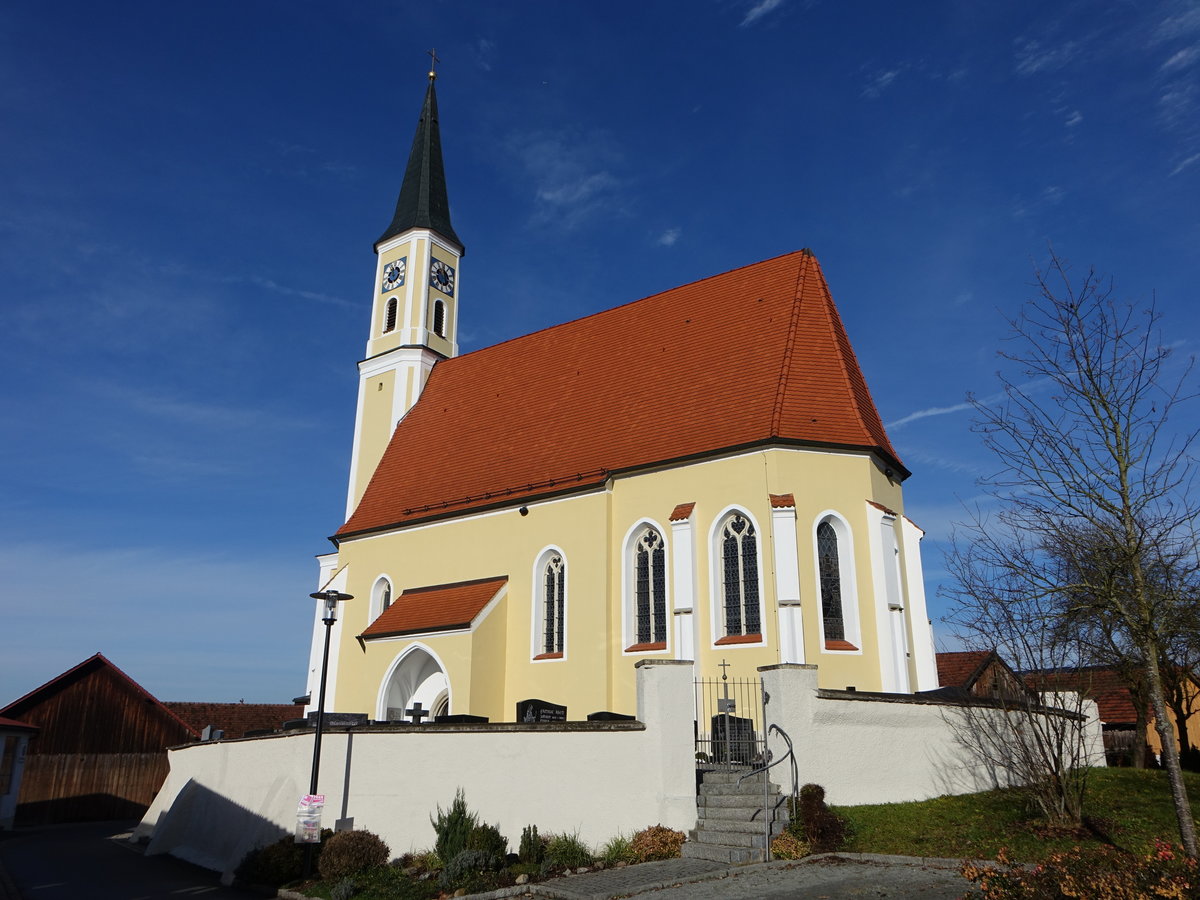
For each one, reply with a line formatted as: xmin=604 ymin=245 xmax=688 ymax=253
xmin=295 ymin=793 xmax=325 ymax=843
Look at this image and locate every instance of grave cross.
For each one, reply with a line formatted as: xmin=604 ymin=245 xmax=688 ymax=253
xmin=406 ymin=702 xmax=430 ymax=725
xmin=718 ymin=658 xmax=732 ymax=681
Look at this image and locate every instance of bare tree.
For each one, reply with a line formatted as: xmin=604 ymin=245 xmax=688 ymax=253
xmin=956 ymin=252 xmax=1198 ymax=855
xmin=945 ymin=520 xmax=1100 ymax=827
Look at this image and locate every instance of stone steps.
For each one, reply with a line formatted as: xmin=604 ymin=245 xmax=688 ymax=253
xmin=683 ymin=769 xmax=788 ymax=865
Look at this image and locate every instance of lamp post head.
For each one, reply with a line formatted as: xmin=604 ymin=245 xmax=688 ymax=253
xmin=310 ymin=589 xmax=353 ymax=625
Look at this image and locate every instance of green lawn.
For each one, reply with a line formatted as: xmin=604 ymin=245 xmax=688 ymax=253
xmin=837 ymin=766 xmax=1200 ymax=862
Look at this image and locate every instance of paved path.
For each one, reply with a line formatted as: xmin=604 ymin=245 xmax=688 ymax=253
xmin=0 ymin=820 xmax=245 ymax=900
xmin=478 ymin=854 xmax=971 ymax=899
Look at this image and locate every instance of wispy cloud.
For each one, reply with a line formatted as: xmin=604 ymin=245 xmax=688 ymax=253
xmin=1154 ymin=6 xmax=1200 ymax=43
xmin=245 ymin=275 xmax=356 ymax=309
xmin=1064 ymin=109 xmax=1083 ymax=127
xmin=506 ymin=129 xmax=623 ymax=229
xmin=1170 ymin=151 xmax=1200 ymax=176
xmin=861 ymin=67 xmax=903 ymax=99
xmin=1014 ymin=38 xmax=1081 ymax=76
xmin=887 ymin=401 xmax=973 ymax=429
xmin=87 ymin=380 xmax=311 ymax=432
xmin=1158 ymin=81 xmax=1198 ymax=130
xmin=741 ymin=0 xmax=784 ymax=27
xmin=1161 ymin=45 xmax=1200 ymax=72
xmin=656 ymin=227 xmax=681 ymax=246
xmin=474 ymin=38 xmax=496 ymax=72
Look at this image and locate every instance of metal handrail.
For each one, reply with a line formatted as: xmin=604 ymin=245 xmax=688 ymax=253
xmin=737 ymin=723 xmax=798 ymax=857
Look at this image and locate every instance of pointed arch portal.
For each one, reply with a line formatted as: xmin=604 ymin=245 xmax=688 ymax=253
xmin=381 ymin=647 xmax=449 ymax=723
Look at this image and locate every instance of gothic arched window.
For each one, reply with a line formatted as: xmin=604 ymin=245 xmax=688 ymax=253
xmin=541 ymin=555 xmax=565 ymax=656
xmin=719 ymin=513 xmax=760 ymax=637
xmin=817 ymin=519 xmax=846 ymax=642
xmin=634 ymin=526 xmax=667 ymax=646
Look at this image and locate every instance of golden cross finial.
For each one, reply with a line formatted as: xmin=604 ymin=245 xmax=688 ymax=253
xmin=427 ymin=47 xmax=440 ymax=80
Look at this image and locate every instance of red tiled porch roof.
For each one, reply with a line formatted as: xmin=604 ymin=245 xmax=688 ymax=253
xmin=338 ymin=250 xmax=903 ymax=538
xmin=360 ymin=576 xmax=508 ymax=639
xmin=936 ymin=651 xmax=994 ymax=689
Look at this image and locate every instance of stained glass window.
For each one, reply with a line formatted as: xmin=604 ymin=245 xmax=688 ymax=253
xmin=543 ymin=556 xmax=565 ymax=654
xmin=817 ymin=521 xmax=845 ymax=641
xmin=635 ymin=527 xmax=667 ymax=644
xmin=720 ymin=514 xmax=760 ymax=637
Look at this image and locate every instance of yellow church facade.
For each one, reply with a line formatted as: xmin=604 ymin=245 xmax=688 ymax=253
xmin=304 ymin=73 xmax=939 ymax=725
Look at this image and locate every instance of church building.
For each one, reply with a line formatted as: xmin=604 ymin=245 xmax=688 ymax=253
xmin=303 ymin=70 xmax=939 ymax=724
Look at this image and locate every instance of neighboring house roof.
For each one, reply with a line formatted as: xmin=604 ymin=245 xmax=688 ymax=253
xmin=340 ymin=249 xmax=903 ymax=538
xmin=360 ymin=576 xmax=508 ymax=638
xmin=1034 ymin=667 xmax=1141 ymax=725
xmin=163 ymin=702 xmax=306 ymax=739
xmin=936 ymin=651 xmax=995 ymax=690
xmin=0 ymin=715 xmax=37 ymax=732
xmin=0 ymin=652 xmax=199 ymax=740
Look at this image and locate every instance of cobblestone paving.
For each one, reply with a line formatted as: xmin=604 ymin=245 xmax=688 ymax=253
xmin=475 ymin=854 xmax=970 ymax=899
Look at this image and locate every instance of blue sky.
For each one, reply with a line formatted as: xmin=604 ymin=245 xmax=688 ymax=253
xmin=2 ymin=1 xmax=1198 ymax=705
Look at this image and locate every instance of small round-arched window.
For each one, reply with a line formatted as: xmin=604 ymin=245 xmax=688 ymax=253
xmin=432 ymin=299 xmax=446 ymax=338
xmin=383 ymin=298 xmax=398 ymax=334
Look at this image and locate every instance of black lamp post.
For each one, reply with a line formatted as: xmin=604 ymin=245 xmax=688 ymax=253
xmin=302 ymin=588 xmax=352 ymax=876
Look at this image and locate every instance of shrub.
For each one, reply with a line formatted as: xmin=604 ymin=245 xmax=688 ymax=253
xmin=330 ymin=876 xmax=357 ymax=900
xmin=544 ymin=831 xmax=594 ymax=869
xmin=233 ymin=830 xmax=332 ymax=887
xmin=430 ymin=788 xmax=477 ymax=866
xmin=770 ymin=831 xmax=811 ymax=860
xmin=787 ymin=784 xmax=847 ymax=853
xmin=960 ymin=842 xmax=1200 ymax=899
xmin=628 ymin=825 xmax=686 ymax=862
xmin=466 ymin=821 xmax=508 ymax=864
xmin=438 ymin=848 xmax=501 ymax=892
xmin=519 ymin=824 xmax=545 ymax=865
xmin=599 ymin=832 xmax=636 ymax=866
xmin=318 ymin=829 xmax=390 ymax=881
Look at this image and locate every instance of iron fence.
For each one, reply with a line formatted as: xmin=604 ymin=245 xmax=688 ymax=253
xmin=694 ymin=674 xmax=767 ymax=770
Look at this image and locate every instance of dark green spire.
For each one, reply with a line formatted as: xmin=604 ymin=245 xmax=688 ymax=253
xmin=376 ymin=74 xmax=463 ymax=252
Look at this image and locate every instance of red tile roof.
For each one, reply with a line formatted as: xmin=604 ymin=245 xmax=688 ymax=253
xmin=339 ymin=250 xmax=903 ymax=538
xmin=936 ymin=651 xmax=995 ymax=689
xmin=360 ymin=576 xmax=508 ymax=638
xmin=1033 ymin=668 xmax=1141 ymax=724
xmin=669 ymin=502 xmax=695 ymax=522
xmin=163 ymin=702 xmax=306 ymax=739
xmin=770 ymin=493 xmax=796 ymax=509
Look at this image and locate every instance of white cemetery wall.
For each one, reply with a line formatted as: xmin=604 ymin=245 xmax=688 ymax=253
xmin=759 ymin=664 xmax=1105 ymax=806
xmin=135 ymin=660 xmax=695 ymax=881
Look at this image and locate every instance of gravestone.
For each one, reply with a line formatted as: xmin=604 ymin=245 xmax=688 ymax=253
xmin=434 ymin=713 xmax=489 ymax=724
xmin=305 ymin=711 xmax=369 ymax=727
xmin=710 ymin=713 xmax=756 ymax=764
xmin=516 ymin=698 xmax=567 ymax=723
xmin=587 ymin=711 xmax=635 ymax=722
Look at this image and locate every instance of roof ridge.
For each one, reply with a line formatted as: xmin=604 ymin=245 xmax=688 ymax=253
xmin=444 ymin=249 xmax=812 ymax=365
xmin=770 ymin=251 xmax=810 ymax=436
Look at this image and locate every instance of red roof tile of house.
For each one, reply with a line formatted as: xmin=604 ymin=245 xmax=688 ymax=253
xmin=163 ymin=702 xmax=306 ymax=739
xmin=1033 ymin=668 xmax=1141 ymax=724
xmin=936 ymin=651 xmax=995 ymax=689
xmin=339 ymin=250 xmax=903 ymax=538
xmin=0 ymin=715 xmax=37 ymax=731
xmin=770 ymin=493 xmax=797 ymax=509
xmin=360 ymin=576 xmax=508 ymax=638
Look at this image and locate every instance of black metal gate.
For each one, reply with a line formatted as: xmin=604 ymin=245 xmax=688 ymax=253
xmin=694 ymin=671 xmax=767 ymax=770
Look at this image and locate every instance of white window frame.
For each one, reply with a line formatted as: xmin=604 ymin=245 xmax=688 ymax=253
xmin=813 ymin=511 xmax=862 ymax=653
xmin=621 ymin=519 xmax=671 ymax=655
xmin=707 ymin=506 xmax=767 ymax=647
xmin=530 ymin=545 xmax=568 ymax=661
xmin=369 ymin=575 xmax=394 ymax=624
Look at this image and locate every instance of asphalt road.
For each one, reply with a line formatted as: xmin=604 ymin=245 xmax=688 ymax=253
xmin=0 ymin=820 xmax=244 ymax=900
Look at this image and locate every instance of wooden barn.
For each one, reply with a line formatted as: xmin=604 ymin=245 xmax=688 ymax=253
xmin=0 ymin=654 xmax=198 ymax=825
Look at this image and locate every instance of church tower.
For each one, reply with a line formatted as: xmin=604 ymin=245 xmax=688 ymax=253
xmin=345 ymin=65 xmax=465 ymax=516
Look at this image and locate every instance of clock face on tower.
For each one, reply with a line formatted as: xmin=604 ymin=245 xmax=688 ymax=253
xmin=381 ymin=257 xmax=407 ymax=292
xmin=429 ymin=259 xmax=456 ymax=297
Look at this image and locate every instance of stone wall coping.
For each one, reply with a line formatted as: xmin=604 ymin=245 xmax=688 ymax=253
xmin=816 ymin=688 xmax=1087 ymax=719
xmin=168 ymin=719 xmax=645 ymax=750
